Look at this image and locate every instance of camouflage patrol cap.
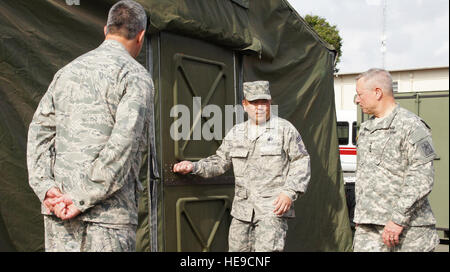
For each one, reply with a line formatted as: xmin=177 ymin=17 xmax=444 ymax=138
xmin=243 ymin=81 xmax=271 ymax=101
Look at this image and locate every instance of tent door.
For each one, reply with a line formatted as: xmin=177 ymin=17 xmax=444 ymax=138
xmin=151 ymin=31 xmax=241 ymax=251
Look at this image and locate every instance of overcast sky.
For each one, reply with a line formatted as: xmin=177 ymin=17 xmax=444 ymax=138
xmin=288 ymin=0 xmax=449 ymax=74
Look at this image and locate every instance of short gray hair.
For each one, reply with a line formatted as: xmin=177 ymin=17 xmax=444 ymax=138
xmin=106 ymin=0 xmax=147 ymax=40
xmin=356 ymin=68 xmax=393 ymax=93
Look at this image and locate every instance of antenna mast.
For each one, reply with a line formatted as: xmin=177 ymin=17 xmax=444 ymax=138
xmin=381 ymin=0 xmax=387 ymax=68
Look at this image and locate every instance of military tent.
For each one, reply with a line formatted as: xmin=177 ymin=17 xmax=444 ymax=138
xmin=0 ymin=0 xmax=352 ymax=251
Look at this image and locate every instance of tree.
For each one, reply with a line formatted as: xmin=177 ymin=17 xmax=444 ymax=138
xmin=304 ymin=14 xmax=343 ymax=73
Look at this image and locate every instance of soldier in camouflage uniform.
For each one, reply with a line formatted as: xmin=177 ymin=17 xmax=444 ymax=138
xmin=353 ymin=68 xmax=440 ymax=252
xmin=173 ymin=81 xmax=311 ymax=252
xmin=27 ymin=1 xmax=153 ymax=252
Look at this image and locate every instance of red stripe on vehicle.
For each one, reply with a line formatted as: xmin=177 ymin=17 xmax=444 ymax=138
xmin=339 ymin=147 xmax=357 ymax=155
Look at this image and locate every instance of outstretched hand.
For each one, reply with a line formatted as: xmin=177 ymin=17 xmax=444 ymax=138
xmin=173 ymin=161 xmax=194 ymax=175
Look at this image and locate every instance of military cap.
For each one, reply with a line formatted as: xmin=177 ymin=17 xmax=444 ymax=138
xmin=243 ymin=81 xmax=271 ymax=101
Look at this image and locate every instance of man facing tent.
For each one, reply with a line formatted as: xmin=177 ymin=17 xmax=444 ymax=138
xmin=26 ymin=0 xmax=153 ymax=252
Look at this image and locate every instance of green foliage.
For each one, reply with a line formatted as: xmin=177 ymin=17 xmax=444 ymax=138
xmin=305 ymin=14 xmax=343 ymax=72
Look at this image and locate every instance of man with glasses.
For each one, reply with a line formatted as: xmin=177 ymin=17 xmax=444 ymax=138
xmin=353 ymin=68 xmax=439 ymax=252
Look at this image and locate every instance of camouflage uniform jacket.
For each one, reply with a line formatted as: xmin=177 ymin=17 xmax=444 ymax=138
xmin=354 ymin=104 xmax=437 ymax=227
xmin=193 ymin=116 xmax=311 ymax=222
xmin=27 ymin=40 xmax=154 ymax=225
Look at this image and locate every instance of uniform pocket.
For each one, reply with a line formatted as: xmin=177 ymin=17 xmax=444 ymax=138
xmin=235 ymin=187 xmax=248 ymax=199
xmin=260 ymin=146 xmax=282 ymax=155
xmin=260 ymin=145 xmax=283 ymax=176
xmin=230 ymin=149 xmax=249 ymax=177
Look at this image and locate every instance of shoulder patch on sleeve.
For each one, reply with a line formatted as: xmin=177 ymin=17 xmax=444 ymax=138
xmin=408 ymin=128 xmax=428 ymax=145
xmin=418 ymin=138 xmax=436 ymax=158
xmin=408 ymin=125 xmax=436 ymax=160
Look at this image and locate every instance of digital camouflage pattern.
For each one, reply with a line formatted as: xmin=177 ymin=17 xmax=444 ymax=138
xmin=193 ymin=116 xmax=310 ymax=251
xmin=354 ymin=105 xmax=439 ymax=251
xmin=243 ymin=81 xmax=271 ymax=101
xmin=353 ymin=224 xmax=440 ymax=252
xmin=194 ymin=116 xmax=311 ymax=221
xmin=27 ymin=39 xmax=153 ymax=228
xmin=228 ymin=216 xmax=288 ymax=252
xmin=44 ymin=215 xmax=136 ymax=252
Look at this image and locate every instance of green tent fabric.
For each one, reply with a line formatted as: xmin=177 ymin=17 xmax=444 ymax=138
xmin=143 ymin=0 xmax=252 ymax=49
xmin=0 ymin=0 xmax=352 ymax=251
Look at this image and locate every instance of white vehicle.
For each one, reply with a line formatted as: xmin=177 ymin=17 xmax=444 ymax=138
xmin=336 ymin=110 xmax=357 ymax=184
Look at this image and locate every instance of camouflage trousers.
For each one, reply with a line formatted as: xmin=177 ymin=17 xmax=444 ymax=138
xmin=353 ymin=224 xmax=440 ymax=252
xmin=44 ymin=215 xmax=136 ymax=252
xmin=228 ymin=216 xmax=288 ymax=252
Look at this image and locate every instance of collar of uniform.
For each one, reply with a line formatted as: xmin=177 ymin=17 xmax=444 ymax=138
xmin=240 ymin=115 xmax=277 ymax=131
xmin=240 ymin=117 xmax=276 ymax=141
xmin=368 ymin=104 xmax=400 ymax=132
xmin=101 ymin=39 xmax=129 ymax=55
xmin=265 ymin=115 xmax=279 ymax=130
